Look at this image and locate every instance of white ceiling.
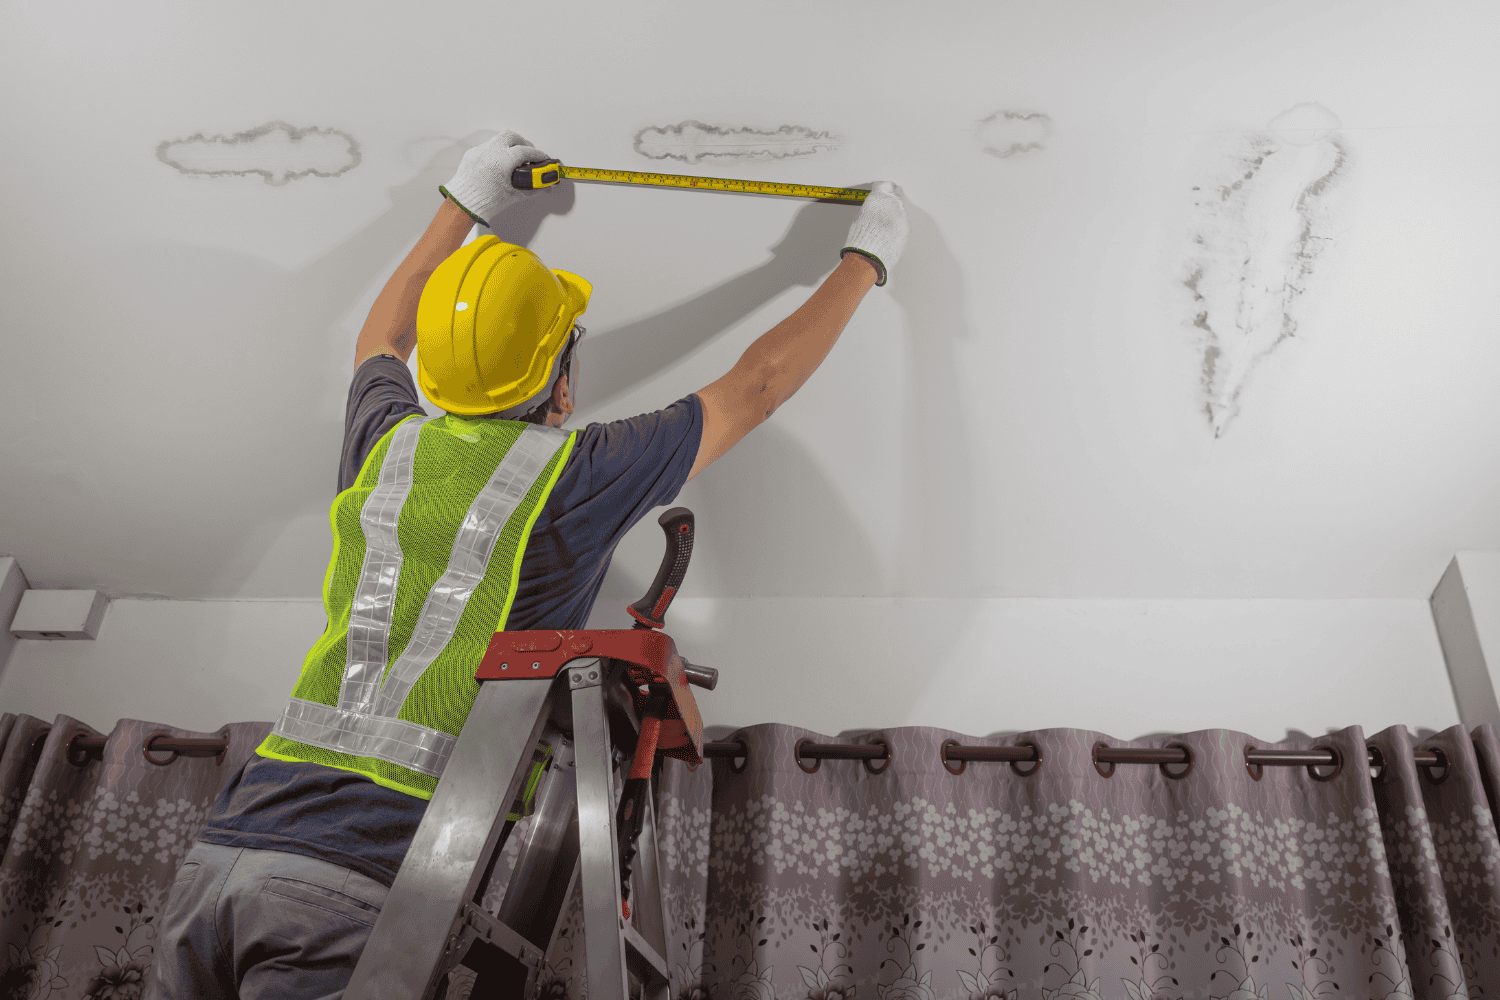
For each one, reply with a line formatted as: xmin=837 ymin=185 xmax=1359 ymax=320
xmin=2 ymin=0 xmax=1497 ymax=601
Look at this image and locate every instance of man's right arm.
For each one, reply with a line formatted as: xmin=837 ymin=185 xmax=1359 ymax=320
xmin=687 ymin=181 xmax=909 ymax=481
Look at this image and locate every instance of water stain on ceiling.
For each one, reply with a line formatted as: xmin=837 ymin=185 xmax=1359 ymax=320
xmin=156 ymin=121 xmax=362 ymax=185
xmin=633 ymin=121 xmax=839 ymax=164
xmin=976 ymin=110 xmax=1052 ymax=158
xmin=1181 ymin=102 xmax=1349 ymax=437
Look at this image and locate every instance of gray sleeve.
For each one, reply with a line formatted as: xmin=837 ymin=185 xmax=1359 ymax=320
xmin=340 ymin=356 xmax=427 ymax=493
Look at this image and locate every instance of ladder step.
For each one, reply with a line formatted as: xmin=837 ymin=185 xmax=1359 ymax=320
xmin=621 ymin=921 xmax=669 ymax=985
xmin=459 ymin=903 xmax=546 ymax=973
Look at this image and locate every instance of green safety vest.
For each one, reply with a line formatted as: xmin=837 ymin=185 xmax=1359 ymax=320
xmin=258 ymin=413 xmax=576 ymax=799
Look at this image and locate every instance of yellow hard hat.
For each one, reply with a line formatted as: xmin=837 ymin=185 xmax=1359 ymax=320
xmin=416 ymin=236 xmax=591 ymax=415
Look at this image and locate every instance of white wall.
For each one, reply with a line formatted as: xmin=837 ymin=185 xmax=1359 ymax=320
xmin=3 ymin=1 xmax=1500 ymax=605
xmin=0 ymin=596 xmax=1457 ymax=743
xmin=1 ymin=2 xmax=1493 ymax=741
xmin=0 ymin=599 xmax=326 ymax=734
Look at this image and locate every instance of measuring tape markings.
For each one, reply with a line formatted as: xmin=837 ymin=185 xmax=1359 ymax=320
xmin=513 ymin=158 xmax=867 ymax=204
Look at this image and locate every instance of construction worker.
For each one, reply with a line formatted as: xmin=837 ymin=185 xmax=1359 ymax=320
xmin=144 ymin=130 xmax=908 ymax=1000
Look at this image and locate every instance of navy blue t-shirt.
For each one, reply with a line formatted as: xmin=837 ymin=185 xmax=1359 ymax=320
xmin=197 ymin=355 xmax=703 ymax=886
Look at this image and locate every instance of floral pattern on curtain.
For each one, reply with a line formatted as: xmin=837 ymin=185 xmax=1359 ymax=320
xmin=648 ymin=724 xmax=1500 ymax=1000
xmin=0 ymin=715 xmax=269 ymax=1000
xmin=1 ymin=716 xmax=1496 ymax=1000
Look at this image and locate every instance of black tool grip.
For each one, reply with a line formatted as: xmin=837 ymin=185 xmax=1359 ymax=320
xmin=511 ymin=158 xmax=562 ymax=190
xmin=628 ymin=507 xmax=694 ymax=629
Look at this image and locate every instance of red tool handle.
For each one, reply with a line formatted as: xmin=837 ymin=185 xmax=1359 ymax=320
xmin=628 ymin=508 xmax=694 ymax=629
xmin=629 ymin=717 xmax=661 ymax=781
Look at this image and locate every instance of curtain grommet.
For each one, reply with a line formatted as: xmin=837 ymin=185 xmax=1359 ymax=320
xmin=1367 ymin=744 xmax=1387 ymax=783
xmin=1010 ymin=741 xmax=1041 ymax=777
xmin=1419 ymin=746 xmax=1449 ymax=785
xmin=1159 ymin=742 xmax=1192 ymax=780
xmin=143 ymin=734 xmax=178 ymax=767
xmin=65 ymin=731 xmax=95 ymax=768
xmin=1307 ymin=745 xmax=1342 ymax=782
xmin=795 ymin=738 xmax=821 ymax=774
xmin=862 ymin=738 xmax=891 ymax=775
xmin=1092 ymin=742 xmax=1115 ymax=778
xmin=1244 ymin=745 xmax=1263 ymax=781
xmin=940 ymin=740 xmax=966 ymax=775
xmin=729 ymin=741 xmax=749 ymax=774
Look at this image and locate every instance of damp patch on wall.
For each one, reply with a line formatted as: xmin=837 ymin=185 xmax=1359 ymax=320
xmin=1181 ymin=102 xmax=1349 ymax=437
xmin=976 ymin=111 xmax=1051 ymax=158
xmin=633 ymin=121 xmax=839 ymax=164
xmin=156 ymin=121 xmax=361 ymax=185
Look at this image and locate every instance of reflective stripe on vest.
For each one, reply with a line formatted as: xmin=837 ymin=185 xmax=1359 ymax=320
xmin=265 ymin=419 xmax=572 ymax=783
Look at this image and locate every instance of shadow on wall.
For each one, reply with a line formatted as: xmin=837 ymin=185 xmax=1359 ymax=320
xmin=573 ymin=197 xmax=879 ymax=600
xmin=74 ymin=133 xmax=575 ymax=598
xmin=890 ymin=200 xmax=979 ymax=600
xmin=576 ymin=197 xmax=849 ymax=409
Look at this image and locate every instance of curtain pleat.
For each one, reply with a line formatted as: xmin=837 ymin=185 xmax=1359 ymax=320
xmin=1471 ymin=723 xmax=1500 ymax=823
xmin=0 ymin=714 xmax=51 ymax=858
xmin=1366 ymin=725 xmax=1466 ymax=999
xmin=0 ymin=716 xmax=269 ymax=1000
xmin=1370 ymin=724 xmax=1500 ymax=994
xmin=0 ymin=713 xmax=106 ymax=995
xmin=0 ymin=717 xmax=16 ymax=781
xmin=659 ymin=753 xmax=714 ymax=999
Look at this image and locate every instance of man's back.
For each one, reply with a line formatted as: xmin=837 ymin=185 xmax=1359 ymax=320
xmin=198 ymin=356 xmax=703 ymax=887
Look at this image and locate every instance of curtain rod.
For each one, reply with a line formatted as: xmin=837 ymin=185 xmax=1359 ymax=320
xmin=36 ymin=731 xmax=1450 ymax=779
xmin=701 ymin=739 xmax=1447 ymax=781
xmin=28 ymin=730 xmax=228 ymax=768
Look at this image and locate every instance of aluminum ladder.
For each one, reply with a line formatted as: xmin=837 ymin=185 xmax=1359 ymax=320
xmin=345 ymin=507 xmax=713 ymax=999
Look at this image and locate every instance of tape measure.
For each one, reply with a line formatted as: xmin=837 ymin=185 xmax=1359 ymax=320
xmin=511 ymin=158 xmax=868 ymax=205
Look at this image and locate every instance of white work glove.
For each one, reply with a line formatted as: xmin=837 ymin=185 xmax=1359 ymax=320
xmin=841 ymin=181 xmax=908 ymax=286
xmin=440 ymin=131 xmax=550 ymax=226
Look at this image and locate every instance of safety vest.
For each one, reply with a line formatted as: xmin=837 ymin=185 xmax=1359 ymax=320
xmin=257 ymin=413 xmax=576 ymax=799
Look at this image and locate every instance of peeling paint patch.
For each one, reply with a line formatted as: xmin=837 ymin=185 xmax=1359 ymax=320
xmin=633 ymin=120 xmax=838 ymax=163
xmin=1182 ymin=103 xmax=1349 ymax=437
xmin=156 ymin=121 xmax=361 ymax=185
xmin=976 ymin=110 xmax=1051 ymax=158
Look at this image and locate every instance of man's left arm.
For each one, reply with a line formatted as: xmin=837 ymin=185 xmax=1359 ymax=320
xmin=352 ymin=197 xmax=475 ymax=367
xmin=352 ymin=131 xmax=552 ymax=368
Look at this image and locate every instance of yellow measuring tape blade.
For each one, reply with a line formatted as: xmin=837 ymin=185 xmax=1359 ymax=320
xmin=558 ymin=165 xmax=868 ymax=204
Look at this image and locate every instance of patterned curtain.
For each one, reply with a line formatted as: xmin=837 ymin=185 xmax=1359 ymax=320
xmin=651 ymin=723 xmax=1500 ymax=1000
xmin=0 ymin=716 xmax=270 ymax=1000
xmin=3 ymin=716 xmax=1496 ymax=1000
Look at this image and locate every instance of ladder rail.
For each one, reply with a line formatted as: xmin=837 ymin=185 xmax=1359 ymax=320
xmin=629 ymin=771 xmax=670 ymax=964
xmin=571 ymin=663 xmax=635 ymax=1000
xmin=345 ymin=674 xmax=562 ymax=1000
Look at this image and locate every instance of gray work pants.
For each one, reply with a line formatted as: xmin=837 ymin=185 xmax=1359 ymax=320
xmin=144 ymin=841 xmax=390 ymax=1000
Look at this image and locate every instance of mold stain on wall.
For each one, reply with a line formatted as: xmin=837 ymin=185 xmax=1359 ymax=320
xmin=156 ymin=121 xmax=361 ymax=185
xmin=1182 ymin=103 xmax=1349 ymax=437
xmin=976 ymin=110 xmax=1051 ymax=158
xmin=633 ymin=121 xmax=839 ymax=164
